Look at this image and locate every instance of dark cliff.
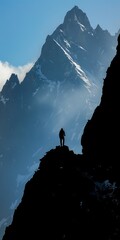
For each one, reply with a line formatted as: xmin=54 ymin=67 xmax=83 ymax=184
xmin=81 ymin=35 xmax=120 ymax=180
xmin=3 ymin=146 xmax=96 ymax=240
xmin=3 ymin=146 xmax=120 ymax=239
xmin=2 ymin=32 xmax=120 ymax=240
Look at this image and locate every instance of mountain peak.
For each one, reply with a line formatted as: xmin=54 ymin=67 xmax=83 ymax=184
xmin=95 ymin=24 xmax=108 ymax=34
xmin=95 ymin=24 xmax=102 ymax=30
xmin=63 ymin=6 xmax=93 ymax=31
xmin=1 ymin=73 xmax=19 ymax=96
xmin=69 ymin=5 xmax=85 ymax=14
xmin=72 ymin=5 xmax=80 ymax=11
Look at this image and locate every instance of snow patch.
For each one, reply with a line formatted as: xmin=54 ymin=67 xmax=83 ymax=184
xmin=74 ymin=14 xmax=86 ymax=31
xmin=63 ymin=39 xmax=71 ymax=48
xmin=53 ymin=39 xmax=91 ymax=86
xmin=88 ymin=32 xmax=93 ymax=36
xmin=0 ymin=95 xmax=9 ymax=104
xmin=78 ymin=45 xmax=86 ymax=51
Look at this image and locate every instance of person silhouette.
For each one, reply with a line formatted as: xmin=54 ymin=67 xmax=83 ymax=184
xmin=59 ymin=128 xmax=65 ymax=147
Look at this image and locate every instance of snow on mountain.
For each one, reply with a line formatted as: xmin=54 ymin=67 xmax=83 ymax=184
xmin=53 ymin=39 xmax=90 ymax=87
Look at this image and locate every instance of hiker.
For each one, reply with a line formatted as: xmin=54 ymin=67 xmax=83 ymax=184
xmin=59 ymin=128 xmax=65 ymax=146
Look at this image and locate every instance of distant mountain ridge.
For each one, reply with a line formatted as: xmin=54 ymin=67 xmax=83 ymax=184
xmin=0 ymin=6 xmax=120 ymax=240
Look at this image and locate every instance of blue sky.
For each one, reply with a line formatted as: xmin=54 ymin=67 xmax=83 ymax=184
xmin=0 ymin=0 xmax=120 ymax=88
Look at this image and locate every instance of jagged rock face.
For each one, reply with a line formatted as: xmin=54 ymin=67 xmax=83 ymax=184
xmin=0 ymin=6 xmax=119 ymax=240
xmin=2 ymin=146 xmax=120 ymax=240
xmin=81 ymin=35 xmax=120 ymax=175
xmin=1 ymin=74 xmax=20 ymax=97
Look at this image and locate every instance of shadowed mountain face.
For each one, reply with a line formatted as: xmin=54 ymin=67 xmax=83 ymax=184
xmin=3 ymin=147 xmax=120 ymax=240
xmin=2 ymin=35 xmax=120 ymax=239
xmin=81 ymin=35 xmax=120 ymax=177
xmin=0 ymin=6 xmax=120 ymax=239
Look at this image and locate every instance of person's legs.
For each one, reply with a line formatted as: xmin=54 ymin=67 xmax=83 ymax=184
xmin=60 ymin=137 xmax=65 ymax=146
xmin=63 ymin=137 xmax=65 ymax=146
xmin=60 ymin=138 xmax=62 ymax=146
